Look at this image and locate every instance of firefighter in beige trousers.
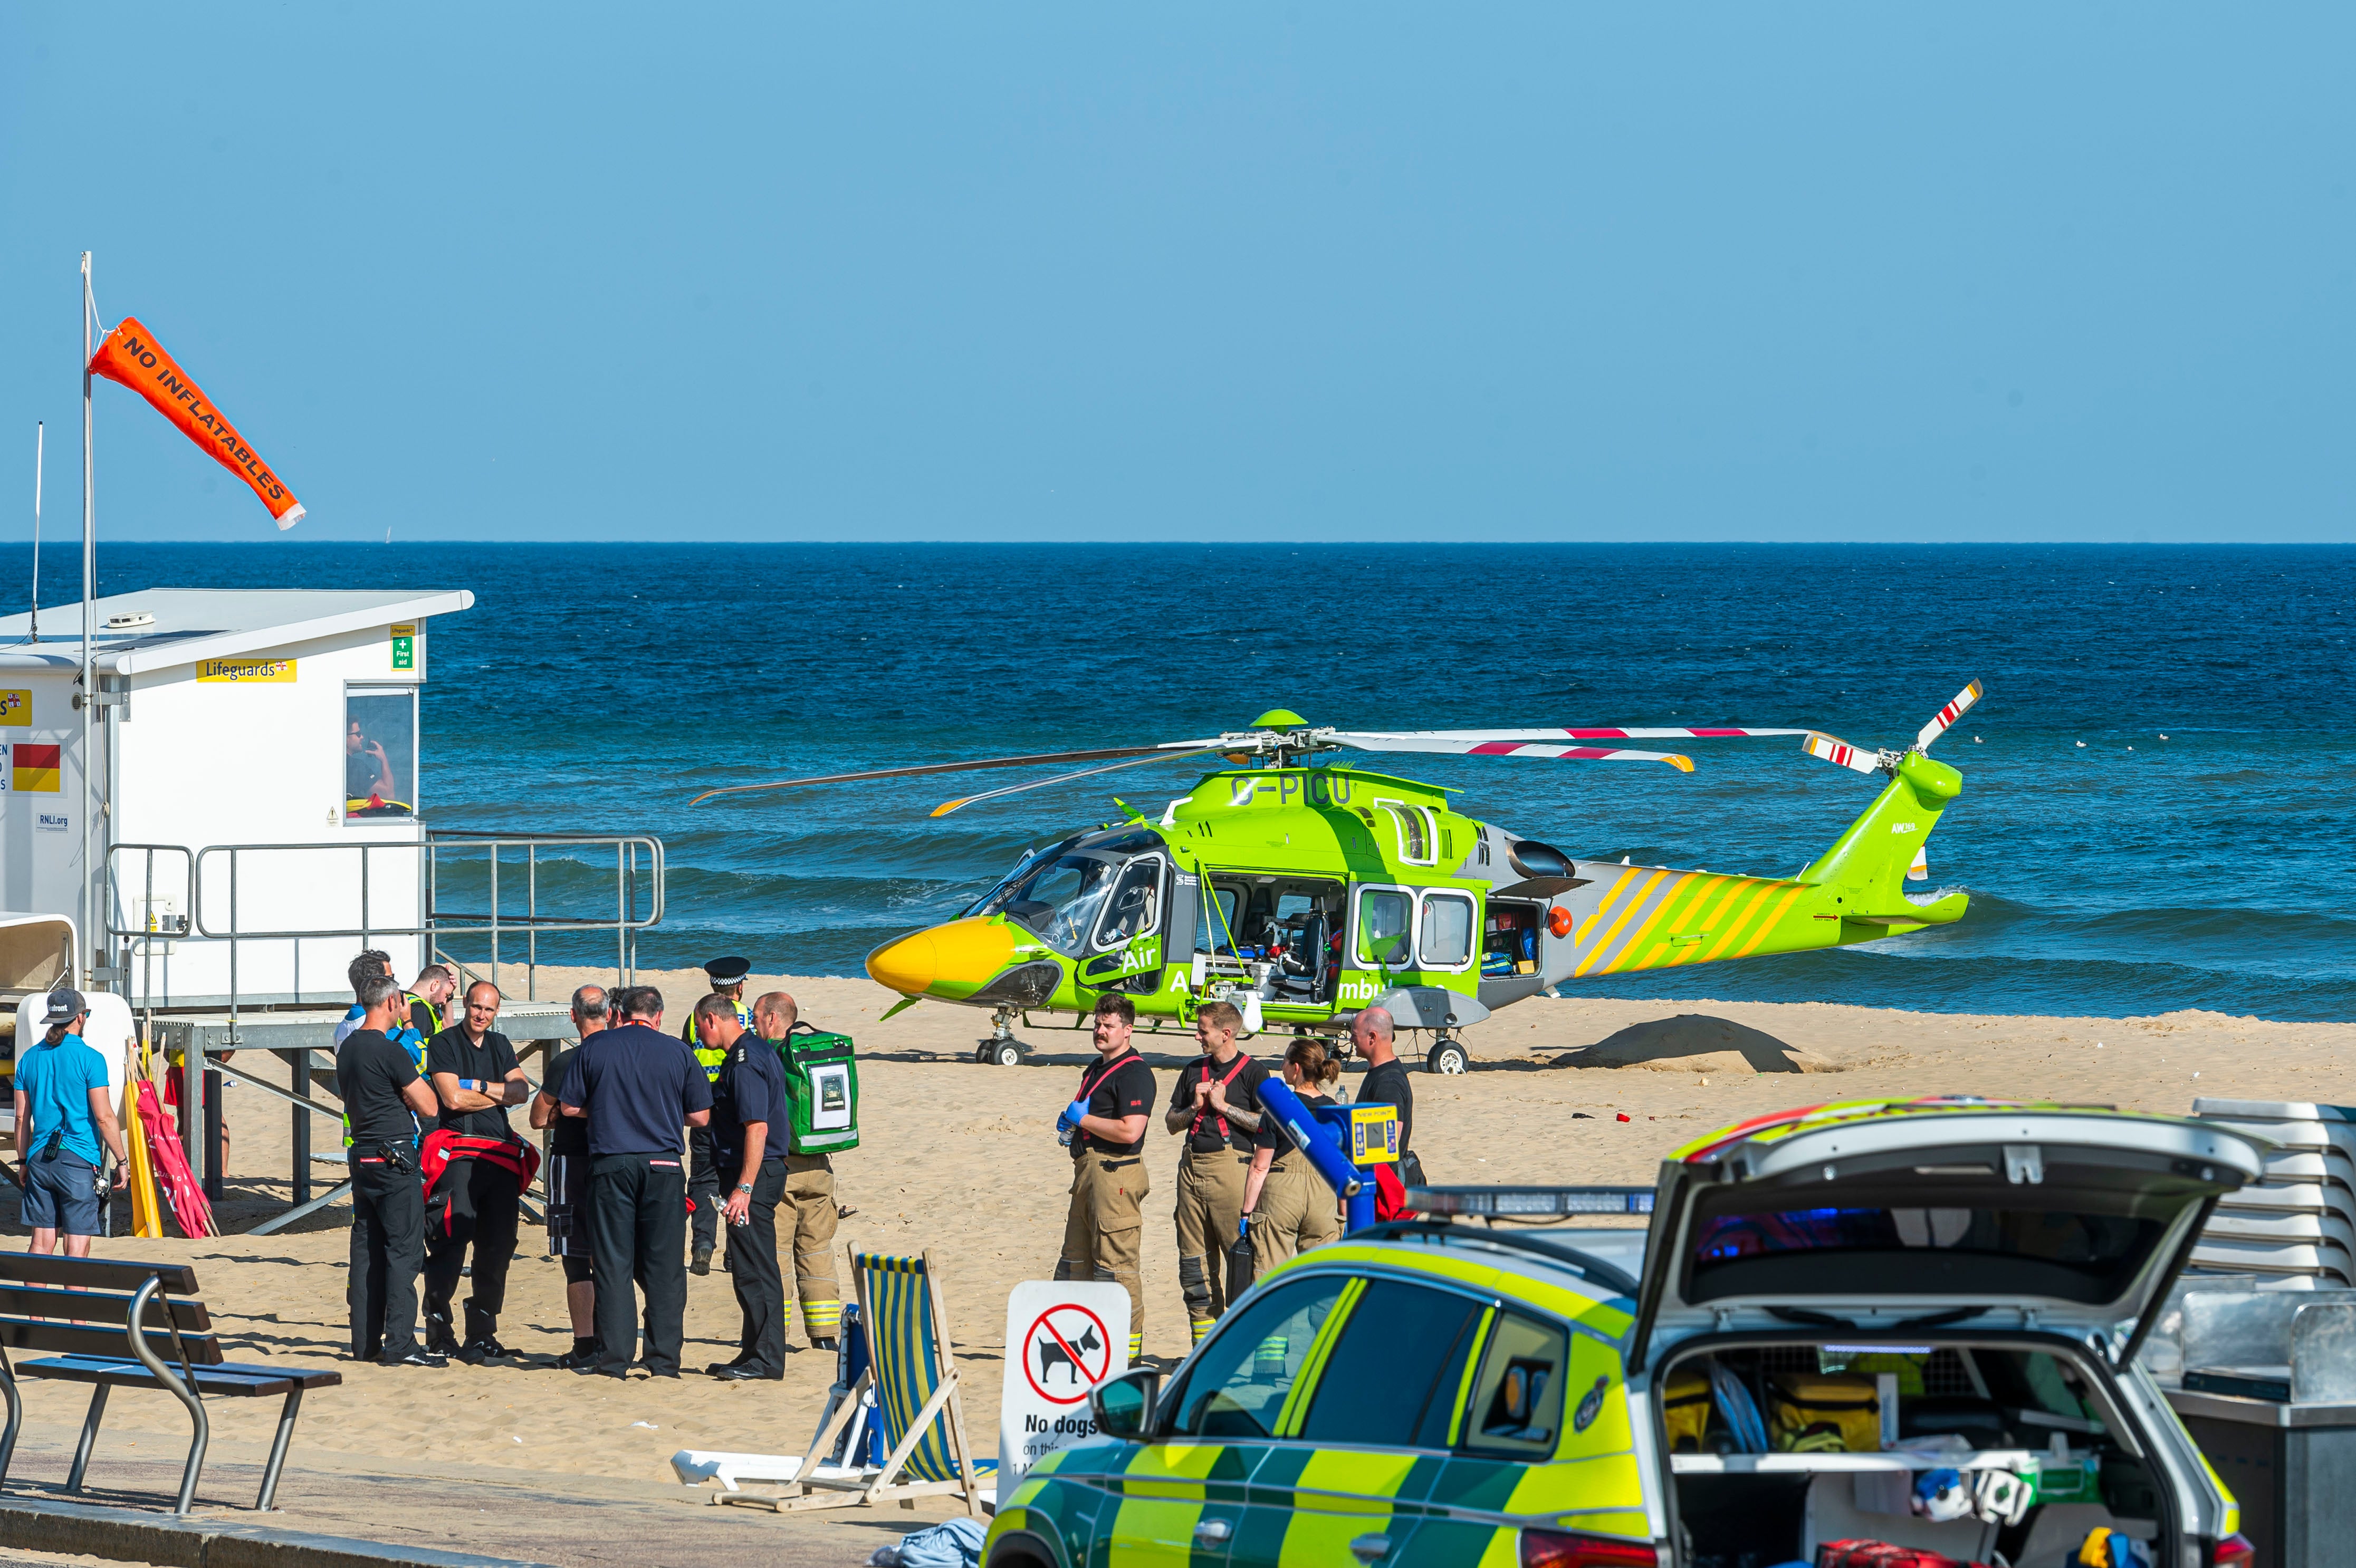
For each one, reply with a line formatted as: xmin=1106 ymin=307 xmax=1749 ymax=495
xmin=1165 ymin=1000 xmax=1270 ymax=1345
xmin=1244 ymin=1036 xmax=1345 ymax=1271
xmin=1055 ymin=994 xmax=1158 ymax=1361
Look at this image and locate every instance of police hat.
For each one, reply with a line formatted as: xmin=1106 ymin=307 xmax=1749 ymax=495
xmin=701 ymin=956 xmax=752 ymax=988
xmin=42 ymin=988 xmax=87 ymax=1024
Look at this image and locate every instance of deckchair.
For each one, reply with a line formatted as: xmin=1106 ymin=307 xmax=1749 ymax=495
xmin=738 ymin=1247 xmax=991 ymax=1516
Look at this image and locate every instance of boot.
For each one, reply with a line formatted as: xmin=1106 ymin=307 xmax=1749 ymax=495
xmin=690 ymin=1245 xmax=714 ymax=1276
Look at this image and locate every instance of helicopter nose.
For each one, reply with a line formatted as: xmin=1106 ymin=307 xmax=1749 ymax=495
xmin=865 ymin=918 xmax=1017 ymax=997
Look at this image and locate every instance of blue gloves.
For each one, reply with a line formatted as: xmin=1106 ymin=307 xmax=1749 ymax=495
xmin=1238 ymin=1214 xmax=1251 ymax=1242
xmin=1057 ymin=1100 xmax=1089 ymax=1136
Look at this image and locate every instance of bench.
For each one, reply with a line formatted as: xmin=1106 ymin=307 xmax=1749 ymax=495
xmin=0 ymin=1252 xmax=340 ymax=1513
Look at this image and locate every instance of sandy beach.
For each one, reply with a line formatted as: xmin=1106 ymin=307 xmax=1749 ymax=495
xmin=22 ymin=966 xmax=2352 ymax=1494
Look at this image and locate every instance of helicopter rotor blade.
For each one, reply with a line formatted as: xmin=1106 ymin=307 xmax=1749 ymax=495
xmin=1327 ymin=733 xmax=1697 ymax=773
xmin=931 ymin=746 xmax=1230 ymax=818
xmin=1351 ymin=726 xmax=1809 ymax=743
xmin=1800 ymin=732 xmax=1885 ymax=776
xmin=1914 ymin=679 xmax=1986 ymax=753
xmin=687 ymin=743 xmax=1211 ymax=806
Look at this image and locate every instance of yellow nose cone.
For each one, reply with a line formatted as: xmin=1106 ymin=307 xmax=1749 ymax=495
xmin=865 ymin=918 xmax=1019 ymax=999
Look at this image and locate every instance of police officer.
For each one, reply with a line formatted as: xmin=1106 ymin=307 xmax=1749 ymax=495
xmin=1163 ymin=999 xmax=1267 ymax=1344
xmin=558 ymin=987 xmax=712 ymax=1379
xmin=699 ymin=994 xmax=792 ymax=1379
xmin=337 ymin=974 xmax=445 ymax=1367
xmin=531 ymin=984 xmax=606 ymax=1370
xmin=421 ymin=980 xmax=531 ymax=1363
xmin=1056 ymin=994 xmax=1156 ymax=1362
xmin=748 ymin=991 xmax=841 ymax=1350
xmin=681 ymin=956 xmax=754 ymax=1275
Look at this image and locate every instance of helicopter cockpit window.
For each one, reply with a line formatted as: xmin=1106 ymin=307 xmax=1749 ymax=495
xmin=1418 ymin=891 xmax=1476 ymax=969
xmin=1001 ymin=852 xmax=1120 ymax=958
xmin=1356 ymin=887 xmax=1413 ymax=967
xmin=1094 ymin=858 xmax=1164 ymax=949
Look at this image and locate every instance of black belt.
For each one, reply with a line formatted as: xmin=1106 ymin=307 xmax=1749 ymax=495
xmin=1083 ymin=1155 xmax=1142 ymax=1170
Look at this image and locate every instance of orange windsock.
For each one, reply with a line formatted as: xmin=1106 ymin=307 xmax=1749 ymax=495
xmin=87 ymin=316 xmax=304 ymax=528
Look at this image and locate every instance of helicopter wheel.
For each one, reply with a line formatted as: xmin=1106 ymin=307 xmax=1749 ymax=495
xmin=1427 ymin=1037 xmax=1469 ymax=1076
xmin=990 ymin=1041 xmax=1024 ymax=1067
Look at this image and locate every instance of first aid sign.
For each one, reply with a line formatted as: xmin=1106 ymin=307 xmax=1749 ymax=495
xmin=999 ymin=1280 xmax=1131 ymax=1488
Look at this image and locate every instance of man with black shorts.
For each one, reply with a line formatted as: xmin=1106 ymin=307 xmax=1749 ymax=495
xmin=1055 ymin=994 xmax=1156 ymax=1362
xmin=700 ymin=994 xmax=792 ymax=1380
xmin=422 ymin=980 xmax=531 ymax=1363
xmin=339 ymin=974 xmax=446 ymax=1367
xmin=533 ymin=984 xmax=608 ymax=1370
xmin=1163 ymin=999 xmax=1266 ymax=1345
xmin=559 ymin=987 xmax=711 ymax=1379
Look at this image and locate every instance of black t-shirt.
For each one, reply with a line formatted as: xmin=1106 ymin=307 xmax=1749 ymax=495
xmin=425 ymin=1025 xmax=520 ymax=1137
xmin=541 ymin=1044 xmax=589 ymax=1157
xmin=708 ymin=1035 xmax=791 ymax=1167
xmin=556 ymin=1021 xmax=713 ymax=1157
xmin=346 ymin=752 xmax=379 ymax=799
xmin=1174 ymin=1052 xmax=1270 ymax=1155
xmin=1358 ymin=1059 xmax=1415 ymax=1152
xmin=1073 ymin=1050 xmax=1156 ymax=1158
xmin=1255 ymin=1081 xmax=1341 ymax=1153
xmin=338 ymin=1028 xmax=422 ymax=1147
xmin=408 ymin=997 xmax=442 ymax=1040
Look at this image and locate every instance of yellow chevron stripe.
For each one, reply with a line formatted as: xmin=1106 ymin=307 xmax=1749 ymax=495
xmin=1732 ymin=883 xmax=1812 ymax=958
xmin=1696 ymin=882 xmax=1780 ymax=964
xmin=1603 ymin=873 xmax=1723 ymax=974
xmin=1575 ymin=869 xmax=1668 ymax=977
xmin=1668 ymin=874 xmax=1757 ymax=967
xmin=1560 ymin=868 xmax=1642 ymax=970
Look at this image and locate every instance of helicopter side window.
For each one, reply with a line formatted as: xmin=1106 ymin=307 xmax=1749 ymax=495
xmin=1418 ymin=891 xmax=1477 ymax=969
xmin=1195 ymin=883 xmax=1243 ymax=954
xmin=1356 ymin=887 xmax=1414 ymax=967
xmin=1093 ymin=858 xmax=1165 ymax=950
xmin=1375 ymin=801 xmax=1439 ymax=867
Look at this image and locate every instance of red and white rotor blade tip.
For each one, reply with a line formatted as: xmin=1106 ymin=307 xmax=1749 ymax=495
xmin=1330 ymin=733 xmax=1696 ymax=772
xmin=1915 ymin=680 xmax=1985 ymax=753
xmin=1801 ymin=732 xmax=1882 ymax=776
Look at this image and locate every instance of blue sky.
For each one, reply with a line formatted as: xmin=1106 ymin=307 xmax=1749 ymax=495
xmin=3 ymin=6 xmax=2350 ymax=543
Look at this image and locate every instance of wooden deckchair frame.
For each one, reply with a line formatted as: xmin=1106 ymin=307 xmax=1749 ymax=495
xmin=733 ymin=1245 xmax=984 ymax=1516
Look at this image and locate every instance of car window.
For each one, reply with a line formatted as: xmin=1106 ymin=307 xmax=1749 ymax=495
xmin=1463 ymin=1310 xmax=1570 ymax=1457
xmin=1299 ymin=1280 xmax=1488 ymax=1448
xmin=1165 ymin=1275 xmax=1347 ymax=1439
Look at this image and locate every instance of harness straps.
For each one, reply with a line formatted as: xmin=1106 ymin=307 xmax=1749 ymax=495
xmin=1189 ymin=1053 xmax=1252 ymax=1143
xmin=1072 ymin=1050 xmax=1140 ymax=1151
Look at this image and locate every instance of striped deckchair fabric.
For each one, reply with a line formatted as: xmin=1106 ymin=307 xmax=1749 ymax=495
xmin=749 ymin=1246 xmax=989 ymax=1515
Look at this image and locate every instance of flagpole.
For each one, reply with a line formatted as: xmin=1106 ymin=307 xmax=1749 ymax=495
xmin=80 ymin=251 xmax=94 ymax=989
xmin=30 ymin=422 xmax=41 ymax=641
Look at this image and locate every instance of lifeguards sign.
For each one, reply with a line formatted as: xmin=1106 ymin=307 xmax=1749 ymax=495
xmin=87 ymin=317 xmax=304 ymax=528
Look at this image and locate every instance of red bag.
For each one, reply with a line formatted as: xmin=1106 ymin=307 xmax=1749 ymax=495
xmin=1817 ymin=1543 xmax=1990 ymax=1568
xmin=1373 ymin=1162 xmax=1414 ymax=1220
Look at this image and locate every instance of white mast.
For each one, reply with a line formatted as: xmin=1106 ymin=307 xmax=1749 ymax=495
xmin=80 ymin=252 xmax=94 ymax=987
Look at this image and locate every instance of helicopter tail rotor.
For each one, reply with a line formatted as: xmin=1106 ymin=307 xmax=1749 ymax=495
xmin=1801 ymin=732 xmax=1889 ymax=776
xmin=1914 ymin=679 xmax=1985 ymax=753
xmin=1799 ymin=680 xmax=1986 ymax=780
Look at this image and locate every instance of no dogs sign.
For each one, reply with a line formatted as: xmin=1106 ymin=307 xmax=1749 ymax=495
xmin=999 ymin=1280 xmax=1132 ymax=1487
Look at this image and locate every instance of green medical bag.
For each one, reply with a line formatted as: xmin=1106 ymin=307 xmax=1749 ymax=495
xmin=779 ymin=1023 xmax=859 ymax=1155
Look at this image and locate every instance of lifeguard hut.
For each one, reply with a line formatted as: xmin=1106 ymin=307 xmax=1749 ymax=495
xmin=0 ymin=587 xmax=662 ymax=1232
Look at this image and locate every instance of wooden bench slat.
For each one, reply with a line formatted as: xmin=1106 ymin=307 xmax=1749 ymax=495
xmin=0 ymin=1282 xmax=210 ymax=1332
xmin=0 ymin=1252 xmax=199 ymax=1293
xmin=16 ymin=1354 xmax=338 ymax=1396
xmin=0 ymin=1316 xmax=224 ymax=1364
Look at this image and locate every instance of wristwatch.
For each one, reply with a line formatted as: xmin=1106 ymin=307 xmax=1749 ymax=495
xmin=736 ymin=1182 xmax=754 ymax=1193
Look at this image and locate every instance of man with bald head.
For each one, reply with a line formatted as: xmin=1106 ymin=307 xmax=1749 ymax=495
xmin=748 ymin=992 xmax=845 ymax=1351
xmin=1351 ymin=1005 xmax=1414 ymax=1156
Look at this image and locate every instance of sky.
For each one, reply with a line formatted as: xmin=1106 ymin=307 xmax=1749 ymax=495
xmin=2 ymin=6 xmax=2351 ymax=544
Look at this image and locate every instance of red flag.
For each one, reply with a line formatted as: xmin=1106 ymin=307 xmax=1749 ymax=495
xmin=87 ymin=316 xmax=304 ymax=528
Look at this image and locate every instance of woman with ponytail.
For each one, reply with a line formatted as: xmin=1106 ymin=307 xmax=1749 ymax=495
xmin=1242 ymin=1036 xmax=1347 ymax=1274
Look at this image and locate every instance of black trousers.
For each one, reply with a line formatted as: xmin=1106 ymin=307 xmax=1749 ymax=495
xmin=590 ymin=1152 xmax=687 ymax=1377
xmin=349 ymin=1154 xmax=425 ymax=1362
xmin=724 ymin=1158 xmax=790 ymax=1377
xmin=423 ymin=1161 xmax=521 ymax=1343
xmin=687 ymin=1127 xmax=720 ymax=1253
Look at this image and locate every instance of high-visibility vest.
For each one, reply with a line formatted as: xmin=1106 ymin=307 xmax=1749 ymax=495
xmin=682 ymin=997 xmax=755 ymax=1082
xmin=404 ymin=992 xmax=443 ymax=1043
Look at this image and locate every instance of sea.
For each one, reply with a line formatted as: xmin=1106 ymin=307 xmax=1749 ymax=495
xmin=20 ymin=542 xmax=2355 ymax=1023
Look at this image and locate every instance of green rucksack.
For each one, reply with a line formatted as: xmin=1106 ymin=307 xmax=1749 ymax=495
xmin=778 ymin=1023 xmax=859 ymax=1155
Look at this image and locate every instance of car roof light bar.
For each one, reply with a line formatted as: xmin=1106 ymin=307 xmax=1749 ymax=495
xmin=1409 ymin=1186 xmax=1657 ymax=1217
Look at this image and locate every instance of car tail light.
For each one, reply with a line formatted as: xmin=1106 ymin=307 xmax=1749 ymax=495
xmin=1518 ymin=1530 xmax=1657 ymax=1568
xmin=2212 ymin=1534 xmax=2255 ymax=1568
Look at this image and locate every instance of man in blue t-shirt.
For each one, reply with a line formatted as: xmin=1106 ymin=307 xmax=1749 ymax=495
xmin=558 ymin=986 xmax=711 ymax=1379
xmin=13 ymin=990 xmax=130 ymax=1256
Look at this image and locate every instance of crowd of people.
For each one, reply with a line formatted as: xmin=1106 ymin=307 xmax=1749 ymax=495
xmin=1055 ymin=992 xmax=1414 ymax=1359
xmin=337 ymin=953 xmax=843 ymax=1378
